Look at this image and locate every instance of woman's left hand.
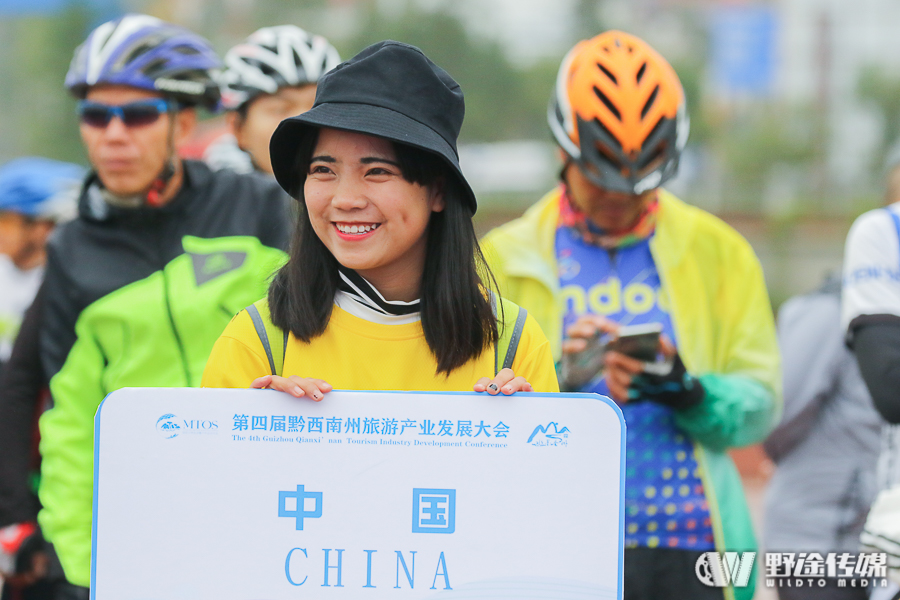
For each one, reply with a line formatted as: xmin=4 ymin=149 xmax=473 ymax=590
xmin=250 ymin=374 xmax=333 ymax=400
xmin=473 ymin=368 xmax=534 ymax=395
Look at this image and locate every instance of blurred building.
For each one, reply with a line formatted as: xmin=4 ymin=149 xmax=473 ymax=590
xmin=3 ymin=0 xmax=900 ymax=298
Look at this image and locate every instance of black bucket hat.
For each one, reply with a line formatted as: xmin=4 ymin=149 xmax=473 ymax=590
xmin=269 ymin=40 xmax=477 ymax=212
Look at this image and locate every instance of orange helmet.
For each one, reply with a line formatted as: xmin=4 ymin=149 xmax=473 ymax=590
xmin=548 ymin=31 xmax=689 ymax=194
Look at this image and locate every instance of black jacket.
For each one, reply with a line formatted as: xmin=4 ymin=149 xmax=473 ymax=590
xmin=41 ymin=160 xmax=291 ymax=378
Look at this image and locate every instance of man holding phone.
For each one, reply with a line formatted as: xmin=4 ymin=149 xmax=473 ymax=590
xmin=482 ymin=31 xmax=780 ymax=600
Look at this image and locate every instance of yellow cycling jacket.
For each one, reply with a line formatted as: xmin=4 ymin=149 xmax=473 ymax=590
xmin=481 ymin=186 xmax=782 ymax=600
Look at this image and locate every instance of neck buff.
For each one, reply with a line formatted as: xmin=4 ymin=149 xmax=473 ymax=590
xmin=558 ymin=185 xmax=659 ymax=250
xmin=337 ymin=265 xmax=420 ymax=316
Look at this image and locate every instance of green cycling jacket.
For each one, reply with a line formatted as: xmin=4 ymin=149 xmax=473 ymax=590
xmin=38 ymin=161 xmax=290 ymax=586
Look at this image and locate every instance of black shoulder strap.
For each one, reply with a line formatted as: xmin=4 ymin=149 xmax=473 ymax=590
xmin=246 ymin=303 xmax=276 ymax=376
xmin=492 ymin=294 xmax=528 ymax=375
xmin=502 ymin=305 xmax=528 ymax=372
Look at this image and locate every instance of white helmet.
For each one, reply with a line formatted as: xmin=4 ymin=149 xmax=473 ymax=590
xmin=219 ymin=25 xmax=340 ymax=111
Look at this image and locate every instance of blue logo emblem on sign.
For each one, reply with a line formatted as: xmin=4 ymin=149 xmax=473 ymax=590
xmin=278 ymin=485 xmax=323 ymax=530
xmin=156 ymin=414 xmax=181 ymax=439
xmin=527 ymin=422 xmax=570 ymax=446
xmin=412 ymin=488 xmax=456 ymax=534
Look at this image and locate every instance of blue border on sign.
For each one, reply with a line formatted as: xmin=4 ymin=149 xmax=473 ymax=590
xmin=91 ymin=389 xmax=625 ymax=599
xmin=91 ymin=391 xmax=112 ymax=600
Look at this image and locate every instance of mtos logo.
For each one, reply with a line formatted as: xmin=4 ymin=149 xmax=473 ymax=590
xmin=156 ymin=414 xmax=180 ymax=439
xmin=155 ymin=414 xmax=218 ymax=439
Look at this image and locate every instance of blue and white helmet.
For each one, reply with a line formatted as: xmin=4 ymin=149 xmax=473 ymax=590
xmin=65 ymin=14 xmax=222 ymax=110
xmin=0 ymin=157 xmax=84 ymax=222
xmin=219 ymin=25 xmax=340 ymax=111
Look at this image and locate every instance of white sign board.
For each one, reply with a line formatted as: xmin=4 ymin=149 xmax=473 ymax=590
xmin=92 ymin=388 xmax=624 ymax=599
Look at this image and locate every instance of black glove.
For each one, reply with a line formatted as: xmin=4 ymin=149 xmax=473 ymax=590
xmin=627 ymin=353 xmax=705 ymax=410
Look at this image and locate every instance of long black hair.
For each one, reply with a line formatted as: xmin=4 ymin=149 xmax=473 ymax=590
xmin=268 ymin=129 xmax=500 ymax=375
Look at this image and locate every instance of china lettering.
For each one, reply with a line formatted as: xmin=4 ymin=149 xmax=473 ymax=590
xmin=279 ymin=486 xmax=456 ymax=590
xmin=233 ymin=414 xmax=510 ymax=438
xmin=284 ymin=548 xmax=452 ymax=590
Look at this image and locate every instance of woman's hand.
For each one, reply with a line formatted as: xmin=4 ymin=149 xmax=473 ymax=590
xmin=474 ymin=368 xmax=534 ymax=395
xmin=251 ymin=375 xmax=333 ymax=401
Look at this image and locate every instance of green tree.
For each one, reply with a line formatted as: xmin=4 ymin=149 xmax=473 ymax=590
xmin=0 ymin=7 xmax=93 ymax=165
xmin=858 ymin=64 xmax=900 ymax=172
xmin=718 ymin=104 xmax=818 ymax=211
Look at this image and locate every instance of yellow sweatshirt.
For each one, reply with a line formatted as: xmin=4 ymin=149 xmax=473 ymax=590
xmin=202 ymin=303 xmax=560 ymax=393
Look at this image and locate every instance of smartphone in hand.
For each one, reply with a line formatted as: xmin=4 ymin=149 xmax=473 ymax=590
xmin=606 ymin=323 xmax=673 ymax=375
xmin=605 ymin=323 xmax=663 ymax=362
xmin=561 ymin=322 xmax=670 ymax=391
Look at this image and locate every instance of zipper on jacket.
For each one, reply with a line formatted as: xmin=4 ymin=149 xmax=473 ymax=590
xmin=161 ymin=265 xmax=192 ymax=385
xmin=156 ymin=220 xmax=193 ymax=386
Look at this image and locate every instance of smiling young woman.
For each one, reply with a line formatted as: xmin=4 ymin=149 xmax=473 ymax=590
xmin=201 ymin=41 xmax=559 ymax=397
xmin=303 ymin=128 xmax=443 ymax=302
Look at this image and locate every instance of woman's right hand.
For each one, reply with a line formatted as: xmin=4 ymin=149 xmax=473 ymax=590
xmin=250 ymin=375 xmax=333 ymax=401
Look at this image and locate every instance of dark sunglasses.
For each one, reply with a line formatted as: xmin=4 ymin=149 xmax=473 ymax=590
xmin=76 ymin=99 xmax=173 ymax=128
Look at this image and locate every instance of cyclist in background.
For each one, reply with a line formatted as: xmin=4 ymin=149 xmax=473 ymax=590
xmin=841 ymin=149 xmax=900 ymax=600
xmin=29 ymin=14 xmax=291 ymax=598
xmin=0 ymin=158 xmax=82 ymax=372
xmin=481 ymin=31 xmax=780 ymax=600
xmin=204 ymin=25 xmax=340 ymax=175
xmin=763 ymin=273 xmax=880 ymax=600
xmin=0 ymin=158 xmax=81 ymax=600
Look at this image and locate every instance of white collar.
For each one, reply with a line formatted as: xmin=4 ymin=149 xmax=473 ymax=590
xmin=334 ymin=291 xmax=422 ymax=325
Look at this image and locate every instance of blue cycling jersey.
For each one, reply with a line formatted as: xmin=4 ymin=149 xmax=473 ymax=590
xmin=556 ymin=225 xmax=715 ymax=550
